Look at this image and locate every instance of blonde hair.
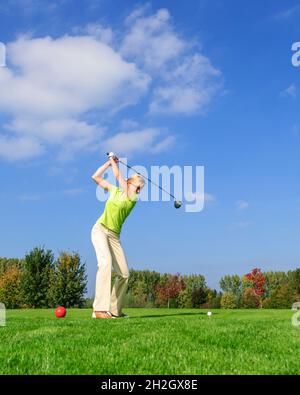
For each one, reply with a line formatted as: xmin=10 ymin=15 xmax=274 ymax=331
xmin=127 ymin=174 xmax=145 ymax=189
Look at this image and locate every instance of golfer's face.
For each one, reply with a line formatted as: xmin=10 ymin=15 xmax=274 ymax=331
xmin=128 ymin=181 xmax=141 ymax=193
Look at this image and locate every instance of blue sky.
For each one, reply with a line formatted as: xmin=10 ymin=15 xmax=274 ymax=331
xmin=0 ymin=0 xmax=299 ymax=295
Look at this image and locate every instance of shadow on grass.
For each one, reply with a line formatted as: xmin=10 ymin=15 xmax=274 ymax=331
xmin=129 ymin=312 xmax=219 ymax=319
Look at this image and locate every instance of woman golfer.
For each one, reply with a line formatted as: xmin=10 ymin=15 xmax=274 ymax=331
xmin=91 ymin=153 xmax=145 ymax=319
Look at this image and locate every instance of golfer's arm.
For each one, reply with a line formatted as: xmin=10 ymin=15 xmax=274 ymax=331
xmin=109 ymin=158 xmax=128 ymax=192
xmin=91 ymin=161 xmax=111 ymax=190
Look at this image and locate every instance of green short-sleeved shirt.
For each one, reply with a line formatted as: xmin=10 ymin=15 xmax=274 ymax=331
xmin=97 ymin=185 xmax=138 ymax=235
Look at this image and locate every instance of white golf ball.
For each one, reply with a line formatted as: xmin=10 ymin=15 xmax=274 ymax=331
xmin=207 ymin=311 xmax=212 ymax=317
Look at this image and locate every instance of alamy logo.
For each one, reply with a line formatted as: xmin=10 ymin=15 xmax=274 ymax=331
xmin=291 ymin=302 xmax=300 ymax=327
xmin=0 ymin=303 xmax=5 ymax=326
xmin=96 ymin=160 xmax=205 ymax=213
xmin=291 ymin=42 xmax=300 ymax=67
xmin=292 ymin=310 xmax=300 ymax=327
xmin=0 ymin=42 xmax=6 ymax=67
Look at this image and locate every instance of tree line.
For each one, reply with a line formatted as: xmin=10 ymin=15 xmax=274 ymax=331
xmin=1 ymin=248 xmax=299 ymax=309
xmin=121 ymin=267 xmax=300 ymax=309
xmin=0 ymin=248 xmax=87 ymax=308
xmin=219 ymin=268 xmax=300 ymax=309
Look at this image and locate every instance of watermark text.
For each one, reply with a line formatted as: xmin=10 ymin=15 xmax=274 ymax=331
xmin=96 ymin=159 xmax=205 ymax=213
xmin=0 ymin=303 xmax=6 ymax=326
xmin=0 ymin=42 xmax=6 ymax=67
xmin=291 ymin=42 xmax=300 ymax=67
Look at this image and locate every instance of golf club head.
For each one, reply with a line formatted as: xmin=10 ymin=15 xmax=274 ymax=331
xmin=174 ymin=200 xmax=182 ymax=209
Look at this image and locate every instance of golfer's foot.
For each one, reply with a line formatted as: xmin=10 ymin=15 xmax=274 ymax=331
xmin=110 ymin=312 xmax=129 ymax=318
xmin=92 ymin=311 xmax=116 ymax=319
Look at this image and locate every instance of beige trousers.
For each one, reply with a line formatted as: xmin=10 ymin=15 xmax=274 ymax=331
xmin=91 ymin=222 xmax=129 ymax=316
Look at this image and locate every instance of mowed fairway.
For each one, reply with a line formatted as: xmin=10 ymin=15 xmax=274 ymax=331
xmin=0 ymin=309 xmax=300 ymax=375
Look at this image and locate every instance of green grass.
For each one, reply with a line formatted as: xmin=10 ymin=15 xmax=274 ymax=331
xmin=0 ymin=308 xmax=300 ymax=374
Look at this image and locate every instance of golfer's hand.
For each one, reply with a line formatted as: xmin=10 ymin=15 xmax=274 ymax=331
xmin=108 ymin=152 xmax=119 ymax=163
xmin=108 ymin=152 xmax=118 ymax=162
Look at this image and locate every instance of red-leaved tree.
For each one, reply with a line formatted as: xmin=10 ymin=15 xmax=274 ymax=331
xmin=155 ymin=273 xmax=186 ymax=308
xmin=243 ymin=268 xmax=266 ymax=308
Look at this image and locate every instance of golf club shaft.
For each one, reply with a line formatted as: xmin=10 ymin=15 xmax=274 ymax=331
xmin=119 ymin=159 xmax=176 ymax=200
xmin=106 ymin=153 xmax=176 ymax=200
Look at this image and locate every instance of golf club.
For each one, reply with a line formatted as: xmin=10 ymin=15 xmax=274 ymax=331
xmin=106 ymin=152 xmax=182 ymax=209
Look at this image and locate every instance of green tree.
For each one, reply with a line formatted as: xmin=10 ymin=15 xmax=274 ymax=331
xmin=0 ymin=266 xmax=22 ymax=308
xmin=123 ymin=291 xmax=138 ymax=308
xmin=288 ymin=269 xmax=300 ymax=294
xmin=191 ymin=287 xmax=208 ymax=308
xmin=0 ymin=258 xmax=23 ymax=275
xmin=241 ymin=288 xmax=260 ymax=308
xmin=220 ymin=292 xmax=237 ymax=309
xmin=132 ymin=279 xmax=147 ymax=307
xmin=211 ymin=293 xmax=222 ymax=308
xmin=177 ymin=289 xmax=193 ymax=308
xmin=183 ymin=274 xmax=206 ymax=294
xmin=263 ymin=284 xmax=294 ymax=308
xmin=127 ymin=269 xmax=161 ymax=305
xmin=21 ymin=247 xmax=54 ymax=308
xmin=142 ymin=270 xmax=161 ymax=303
xmin=202 ymin=289 xmax=221 ymax=309
xmin=123 ymin=270 xmax=207 ymax=308
xmin=127 ymin=269 xmax=139 ymax=293
xmin=48 ymin=252 xmax=87 ymax=308
xmin=220 ymin=275 xmax=242 ymax=304
xmin=264 ymin=271 xmax=288 ymax=296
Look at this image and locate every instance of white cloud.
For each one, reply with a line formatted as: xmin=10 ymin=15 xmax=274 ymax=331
xmin=150 ymin=135 xmax=175 ymax=153
xmin=150 ymin=54 xmax=222 ymax=115
xmin=119 ymin=118 xmax=139 ymax=130
xmin=0 ymin=6 xmax=222 ymax=161
xmin=236 ymin=200 xmax=249 ymax=211
xmin=281 ymin=83 xmax=296 ymax=98
xmin=121 ymin=8 xmax=185 ymax=71
xmin=150 ymin=83 xmax=217 ymax=115
xmin=166 ymin=53 xmax=221 ymax=83
xmin=73 ymin=23 xmax=114 ymax=45
xmin=0 ymin=135 xmax=44 ymax=161
xmin=2 ymin=35 xmax=149 ymax=117
xmin=4 ymin=118 xmax=104 ymax=161
xmin=6 ymin=117 xmax=101 ymax=145
xmin=121 ymin=7 xmax=222 ymax=115
xmin=273 ymin=5 xmax=300 ymax=20
xmin=0 ymin=34 xmax=150 ymax=160
xmin=18 ymin=193 xmax=41 ymax=201
xmin=104 ymin=127 xmax=173 ymax=155
xmin=124 ymin=3 xmax=152 ymax=25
